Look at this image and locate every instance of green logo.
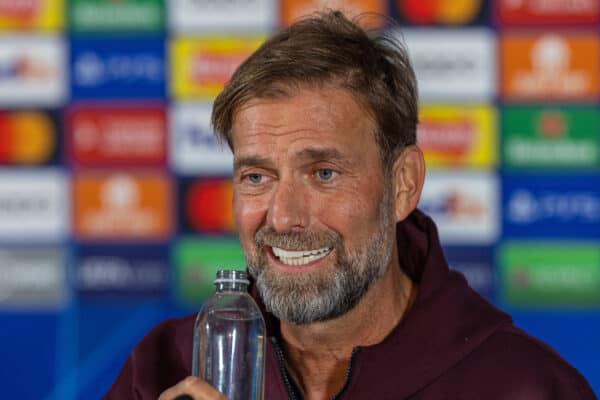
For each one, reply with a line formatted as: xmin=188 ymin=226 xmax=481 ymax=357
xmin=173 ymin=237 xmax=247 ymax=306
xmin=502 ymin=105 xmax=600 ymax=169
xmin=499 ymin=242 xmax=600 ymax=307
xmin=69 ymin=0 xmax=164 ymax=32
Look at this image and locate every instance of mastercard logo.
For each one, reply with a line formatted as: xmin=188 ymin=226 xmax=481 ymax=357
xmin=184 ymin=179 xmax=236 ymax=233
xmin=398 ymin=0 xmax=482 ymax=24
xmin=0 ymin=111 xmax=55 ymax=164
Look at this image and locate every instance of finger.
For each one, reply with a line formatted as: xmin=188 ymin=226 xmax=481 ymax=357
xmin=158 ymin=376 xmax=226 ymax=400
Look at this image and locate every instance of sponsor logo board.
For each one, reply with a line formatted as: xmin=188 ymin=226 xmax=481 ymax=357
xmin=71 ymin=38 xmax=165 ymax=99
xmin=73 ymin=171 xmax=173 ymax=241
xmin=170 ymin=102 xmax=233 ymax=175
xmin=503 ymin=174 xmax=600 ymax=238
xmin=444 ymin=245 xmax=495 ymax=299
xmin=173 ymin=237 xmax=246 ymax=305
xmin=170 ymin=36 xmax=264 ymax=100
xmin=69 ymin=0 xmax=163 ymax=32
xmin=0 ymin=35 xmax=66 ymax=106
xmin=0 ymin=0 xmax=64 ymax=30
xmin=66 ymin=104 xmax=167 ymax=166
xmin=419 ymin=171 xmax=499 ymax=244
xmin=499 ymin=242 xmax=600 ymax=306
xmin=0 ymin=247 xmax=67 ymax=309
xmin=0 ymin=110 xmax=59 ymax=165
xmin=502 ymin=105 xmax=600 ymax=169
xmin=418 ymin=104 xmax=497 ymax=168
xmin=497 ymin=0 xmax=600 ymax=25
xmin=500 ymin=33 xmax=600 ymax=100
xmin=281 ymin=0 xmax=386 ymax=27
xmin=169 ymin=0 xmax=275 ymax=32
xmin=75 ymin=245 xmax=168 ymax=297
xmin=401 ymin=28 xmax=496 ymax=100
xmin=181 ymin=178 xmax=235 ymax=234
xmin=395 ymin=0 xmax=486 ymax=25
xmin=0 ymin=169 xmax=68 ymax=241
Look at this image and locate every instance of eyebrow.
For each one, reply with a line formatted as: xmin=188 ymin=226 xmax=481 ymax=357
xmin=233 ymin=155 xmax=274 ymax=172
xmin=233 ymin=147 xmax=350 ymax=172
xmin=296 ymin=147 xmax=347 ymax=164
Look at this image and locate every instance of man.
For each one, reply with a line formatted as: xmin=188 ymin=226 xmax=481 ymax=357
xmin=105 ymin=11 xmax=597 ymax=400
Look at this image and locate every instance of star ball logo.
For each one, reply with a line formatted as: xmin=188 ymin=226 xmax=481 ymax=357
xmin=71 ymin=38 xmax=166 ymax=99
xmin=503 ymin=174 xmax=600 ymax=238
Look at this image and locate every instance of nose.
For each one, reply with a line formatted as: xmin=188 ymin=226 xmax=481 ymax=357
xmin=266 ymin=178 xmax=309 ymax=232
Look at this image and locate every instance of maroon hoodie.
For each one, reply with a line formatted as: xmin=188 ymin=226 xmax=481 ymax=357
xmin=104 ymin=210 xmax=597 ymax=399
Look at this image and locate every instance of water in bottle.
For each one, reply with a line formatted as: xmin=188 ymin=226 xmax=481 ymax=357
xmin=192 ymin=270 xmax=266 ymax=400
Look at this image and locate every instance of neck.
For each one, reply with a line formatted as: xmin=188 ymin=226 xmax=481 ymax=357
xmin=278 ymin=258 xmax=417 ymax=400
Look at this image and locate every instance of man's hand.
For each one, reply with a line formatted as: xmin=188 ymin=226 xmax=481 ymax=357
xmin=158 ymin=376 xmax=227 ymax=400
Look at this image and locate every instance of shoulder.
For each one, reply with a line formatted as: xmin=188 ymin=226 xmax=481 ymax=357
xmin=104 ymin=313 xmax=197 ymax=399
xmin=135 ymin=312 xmax=196 ymax=356
xmin=483 ymin=324 xmax=583 ymax=375
xmin=459 ymin=323 xmax=596 ymax=399
xmin=131 ymin=312 xmax=196 ymax=376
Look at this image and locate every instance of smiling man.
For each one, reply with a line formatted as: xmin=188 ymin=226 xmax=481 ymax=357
xmin=105 ymin=11 xmax=596 ymax=400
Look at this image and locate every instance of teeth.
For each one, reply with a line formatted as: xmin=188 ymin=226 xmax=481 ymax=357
xmin=272 ymin=246 xmax=331 ymax=266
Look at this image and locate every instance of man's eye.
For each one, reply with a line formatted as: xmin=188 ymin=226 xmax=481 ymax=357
xmin=316 ymin=169 xmax=336 ymax=181
xmin=246 ymin=174 xmax=263 ymax=184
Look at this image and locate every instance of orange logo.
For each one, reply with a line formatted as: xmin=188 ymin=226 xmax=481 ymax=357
xmin=501 ymin=33 xmax=600 ymax=100
xmin=0 ymin=111 xmax=55 ymax=164
xmin=398 ymin=0 xmax=482 ymax=25
xmin=281 ymin=0 xmax=385 ymax=27
xmin=73 ymin=172 xmax=173 ymax=241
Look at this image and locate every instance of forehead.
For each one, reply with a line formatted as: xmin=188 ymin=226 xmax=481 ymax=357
xmin=230 ymin=87 xmax=377 ymax=153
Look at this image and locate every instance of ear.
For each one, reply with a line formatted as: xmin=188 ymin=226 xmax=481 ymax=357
xmin=391 ymin=145 xmax=426 ymax=222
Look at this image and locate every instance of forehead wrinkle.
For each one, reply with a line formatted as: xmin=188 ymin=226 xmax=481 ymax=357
xmin=235 ymin=97 xmax=340 ymax=137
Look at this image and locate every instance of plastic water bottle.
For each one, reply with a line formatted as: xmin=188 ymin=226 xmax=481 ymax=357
xmin=192 ymin=270 xmax=266 ymax=400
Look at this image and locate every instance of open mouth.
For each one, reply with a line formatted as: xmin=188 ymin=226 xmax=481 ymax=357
xmin=271 ymin=246 xmax=332 ymax=266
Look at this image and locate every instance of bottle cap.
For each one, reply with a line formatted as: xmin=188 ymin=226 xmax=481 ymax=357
xmin=214 ymin=269 xmax=250 ymax=285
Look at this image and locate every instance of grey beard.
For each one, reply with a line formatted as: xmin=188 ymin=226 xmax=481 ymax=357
xmin=246 ymin=185 xmax=395 ymax=325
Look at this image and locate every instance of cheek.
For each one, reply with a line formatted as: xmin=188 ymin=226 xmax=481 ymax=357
xmin=318 ymin=187 xmax=383 ymax=240
xmin=233 ymin=194 xmax=266 ymax=244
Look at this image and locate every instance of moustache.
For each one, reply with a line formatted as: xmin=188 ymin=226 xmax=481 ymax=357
xmin=254 ymin=226 xmax=340 ymax=251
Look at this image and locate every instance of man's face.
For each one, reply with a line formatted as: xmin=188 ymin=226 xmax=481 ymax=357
xmin=231 ymin=87 xmax=396 ymax=324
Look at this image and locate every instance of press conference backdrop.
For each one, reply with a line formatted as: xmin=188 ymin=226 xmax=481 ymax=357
xmin=1 ymin=0 xmax=599 ymax=398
